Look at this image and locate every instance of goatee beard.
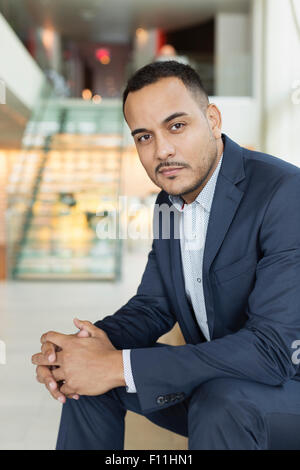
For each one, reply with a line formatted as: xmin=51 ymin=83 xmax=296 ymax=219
xmin=172 ymin=150 xmax=218 ymax=199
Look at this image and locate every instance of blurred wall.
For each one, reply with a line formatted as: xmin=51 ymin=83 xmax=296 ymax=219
xmin=215 ymin=12 xmax=252 ymax=96
xmin=262 ymin=0 xmax=300 ymax=167
xmin=0 ymin=13 xmax=46 ymax=110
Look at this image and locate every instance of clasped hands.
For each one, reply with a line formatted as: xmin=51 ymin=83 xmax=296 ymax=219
xmin=31 ymin=318 xmax=125 ymax=404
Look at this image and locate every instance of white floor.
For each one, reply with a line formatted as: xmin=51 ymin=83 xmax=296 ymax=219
xmin=0 ymin=243 xmax=151 ymax=450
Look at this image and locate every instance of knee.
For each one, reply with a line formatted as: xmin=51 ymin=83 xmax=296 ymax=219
xmin=188 ymin=379 xmax=267 ymax=449
xmin=190 ymin=377 xmax=257 ymax=407
xmin=188 ymin=378 xmax=264 ymax=429
xmin=190 ymin=378 xmax=239 ymax=410
xmin=61 ymin=390 xmax=121 ymax=417
xmin=189 ymin=381 xmax=236 ymax=425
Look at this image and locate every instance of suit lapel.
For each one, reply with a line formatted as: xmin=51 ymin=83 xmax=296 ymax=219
xmin=203 ymin=175 xmax=244 ymax=338
xmin=203 ymin=135 xmax=246 ymax=338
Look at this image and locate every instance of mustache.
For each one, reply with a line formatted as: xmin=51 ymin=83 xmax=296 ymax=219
xmin=156 ymin=161 xmax=190 ymax=173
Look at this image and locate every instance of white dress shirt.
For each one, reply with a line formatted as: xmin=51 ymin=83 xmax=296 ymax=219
xmin=122 ymin=154 xmax=223 ymax=393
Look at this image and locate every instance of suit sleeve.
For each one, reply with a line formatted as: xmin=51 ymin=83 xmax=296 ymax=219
xmin=94 ymin=240 xmax=176 ymax=350
xmin=130 ymin=173 xmax=300 ymax=413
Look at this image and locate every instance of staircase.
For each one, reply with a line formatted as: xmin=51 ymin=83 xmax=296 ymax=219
xmin=6 ymin=98 xmax=123 ymax=280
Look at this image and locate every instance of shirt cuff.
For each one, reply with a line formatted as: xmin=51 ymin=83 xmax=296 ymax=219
xmin=122 ymin=349 xmax=137 ymax=393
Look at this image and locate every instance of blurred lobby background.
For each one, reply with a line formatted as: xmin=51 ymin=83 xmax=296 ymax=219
xmin=0 ymin=0 xmax=299 ymax=450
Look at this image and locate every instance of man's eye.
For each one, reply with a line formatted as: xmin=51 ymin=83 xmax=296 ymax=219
xmin=138 ymin=134 xmax=151 ymax=142
xmin=171 ymin=123 xmax=185 ymax=131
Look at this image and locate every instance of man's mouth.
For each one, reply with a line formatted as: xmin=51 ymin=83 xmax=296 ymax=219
xmin=158 ymin=167 xmax=185 ymax=177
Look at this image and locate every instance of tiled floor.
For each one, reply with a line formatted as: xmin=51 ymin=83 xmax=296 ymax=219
xmin=0 ymin=244 xmax=187 ymax=450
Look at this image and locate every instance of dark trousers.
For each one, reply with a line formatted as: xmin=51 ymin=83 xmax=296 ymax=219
xmin=56 ymin=375 xmax=300 ymax=450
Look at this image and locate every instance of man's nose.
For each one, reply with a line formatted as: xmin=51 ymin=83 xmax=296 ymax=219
xmin=155 ymin=135 xmax=176 ymax=160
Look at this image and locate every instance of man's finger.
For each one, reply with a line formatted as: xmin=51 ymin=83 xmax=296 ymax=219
xmin=41 ymin=342 xmax=57 ymax=363
xmin=69 ymin=394 xmax=80 ymax=400
xmin=73 ymin=318 xmax=104 ymax=338
xmin=60 ymin=383 xmax=77 ymax=396
xmin=32 ymin=352 xmax=59 ymax=367
xmin=77 ymin=328 xmax=90 ymax=338
xmin=35 ymin=365 xmax=57 ymax=389
xmin=35 ymin=365 xmax=54 ymax=385
xmin=52 ymin=367 xmax=65 ymax=382
xmin=45 ymin=381 xmax=66 ymax=403
xmin=35 ymin=366 xmax=66 ymax=403
xmin=40 ymin=331 xmax=68 ymax=348
xmin=73 ymin=318 xmax=94 ymax=335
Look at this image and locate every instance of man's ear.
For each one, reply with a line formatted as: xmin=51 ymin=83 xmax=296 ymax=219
xmin=206 ymin=103 xmax=222 ymax=139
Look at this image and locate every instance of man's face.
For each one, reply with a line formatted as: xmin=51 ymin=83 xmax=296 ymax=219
xmin=124 ymin=77 xmax=222 ymax=202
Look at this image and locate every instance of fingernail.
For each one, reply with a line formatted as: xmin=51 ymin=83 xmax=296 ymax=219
xmin=49 ymin=382 xmax=56 ymax=390
xmin=48 ymin=354 xmax=55 ymax=362
xmin=58 ymin=397 xmax=65 ymax=403
xmin=73 ymin=395 xmax=79 ymax=400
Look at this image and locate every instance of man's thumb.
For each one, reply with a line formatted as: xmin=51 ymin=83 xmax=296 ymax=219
xmin=74 ymin=318 xmax=97 ymax=337
xmin=77 ymin=328 xmax=90 ymax=338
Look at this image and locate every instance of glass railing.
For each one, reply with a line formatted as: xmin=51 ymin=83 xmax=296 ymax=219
xmin=6 ymin=93 xmax=124 ymax=280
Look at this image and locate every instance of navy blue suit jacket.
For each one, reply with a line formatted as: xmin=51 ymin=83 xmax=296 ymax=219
xmin=96 ymin=134 xmax=300 ymax=414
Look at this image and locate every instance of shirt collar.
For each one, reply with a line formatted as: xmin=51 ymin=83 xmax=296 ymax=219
xmin=168 ymin=153 xmax=223 ymax=213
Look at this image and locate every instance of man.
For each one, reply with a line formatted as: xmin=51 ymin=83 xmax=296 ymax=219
xmin=32 ymin=61 xmax=300 ymax=450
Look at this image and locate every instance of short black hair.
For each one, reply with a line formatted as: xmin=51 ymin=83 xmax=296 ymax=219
xmin=122 ymin=60 xmax=209 ymax=114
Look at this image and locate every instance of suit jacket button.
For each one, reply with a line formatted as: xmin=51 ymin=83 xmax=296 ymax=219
xmin=157 ymin=396 xmax=165 ymax=405
xmin=176 ymin=392 xmax=185 ymax=400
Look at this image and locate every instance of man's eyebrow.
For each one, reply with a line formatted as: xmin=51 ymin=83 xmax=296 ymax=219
xmin=131 ymin=112 xmax=189 ymax=137
xmin=162 ymin=112 xmax=188 ymax=124
xmin=131 ymin=127 xmax=149 ymax=137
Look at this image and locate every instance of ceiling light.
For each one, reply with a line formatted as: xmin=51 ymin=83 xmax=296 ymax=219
xmin=100 ymin=56 xmax=110 ymax=64
xmin=82 ymin=89 xmax=92 ymax=100
xmin=136 ymin=28 xmax=149 ymax=44
xmin=42 ymin=27 xmax=55 ymax=50
xmin=92 ymin=95 xmax=102 ymax=104
xmin=95 ymin=48 xmax=111 ymax=64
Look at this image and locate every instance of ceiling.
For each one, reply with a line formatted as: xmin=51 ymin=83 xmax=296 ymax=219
xmin=0 ymin=0 xmax=251 ymax=147
xmin=25 ymin=0 xmax=250 ymax=43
